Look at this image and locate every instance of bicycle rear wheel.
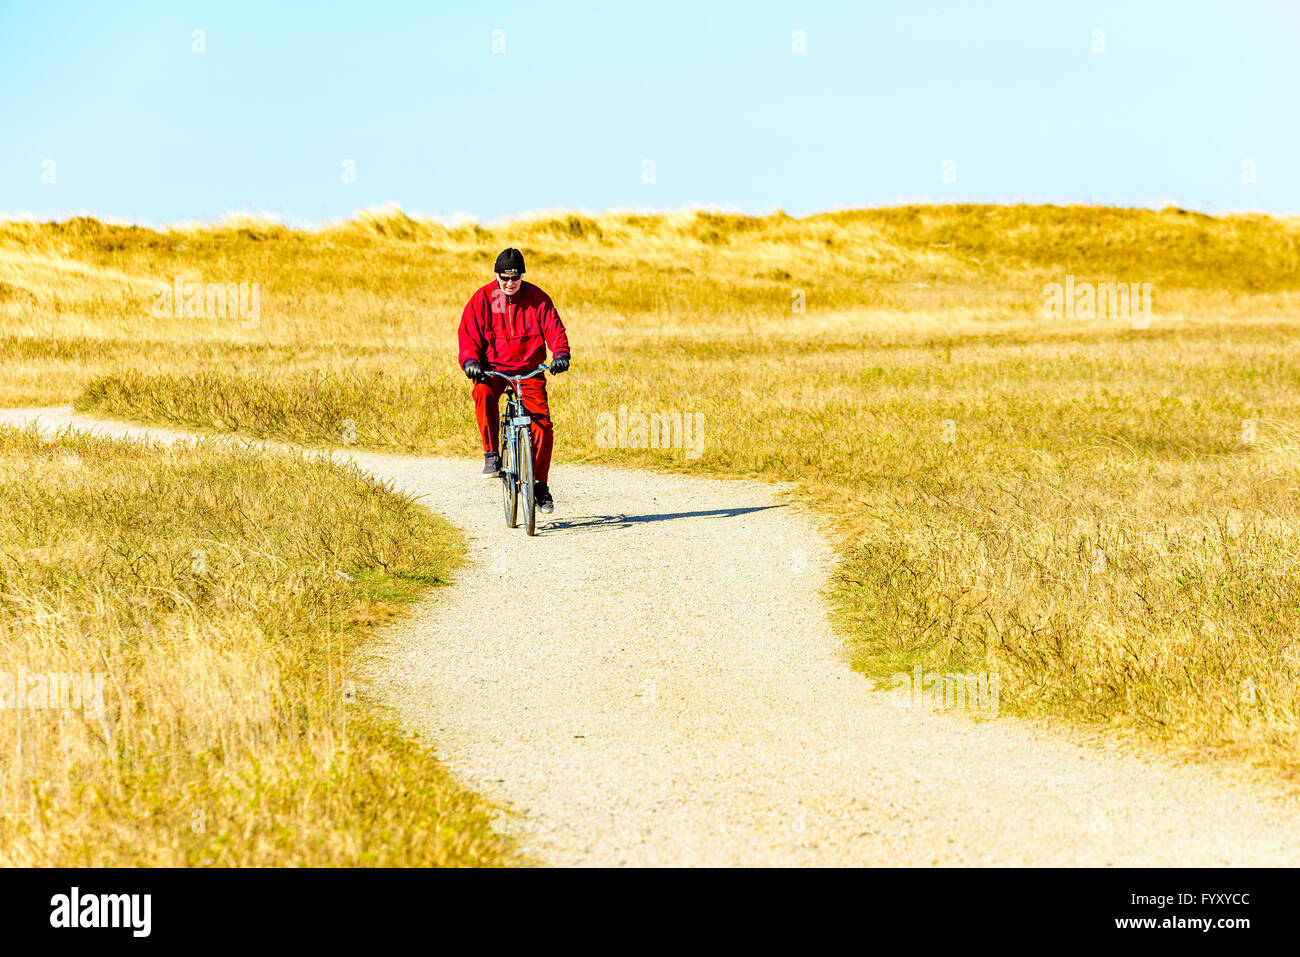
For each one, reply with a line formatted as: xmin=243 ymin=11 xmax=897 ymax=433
xmin=519 ymin=429 xmax=536 ymax=536
xmin=501 ymin=425 xmax=518 ymax=528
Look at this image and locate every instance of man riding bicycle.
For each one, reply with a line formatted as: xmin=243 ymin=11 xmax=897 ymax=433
xmin=457 ymin=247 xmax=570 ymax=513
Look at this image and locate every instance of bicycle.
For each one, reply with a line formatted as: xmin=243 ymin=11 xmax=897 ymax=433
xmin=483 ymin=363 xmax=549 ymax=536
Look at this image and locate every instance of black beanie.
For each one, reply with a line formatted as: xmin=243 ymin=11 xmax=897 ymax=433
xmin=494 ymin=247 xmax=526 ymax=274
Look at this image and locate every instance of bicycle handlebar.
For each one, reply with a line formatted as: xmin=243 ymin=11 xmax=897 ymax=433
xmin=481 ymin=363 xmax=549 ymax=384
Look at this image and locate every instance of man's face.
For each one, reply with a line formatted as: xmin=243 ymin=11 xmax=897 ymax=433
xmin=497 ymin=271 xmax=522 ymax=295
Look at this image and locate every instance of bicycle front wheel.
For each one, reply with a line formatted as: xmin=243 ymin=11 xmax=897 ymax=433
xmin=501 ymin=426 xmax=518 ymax=528
xmin=519 ymin=429 xmax=536 ymax=536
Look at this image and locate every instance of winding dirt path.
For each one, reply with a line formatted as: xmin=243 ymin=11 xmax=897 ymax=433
xmin=5 ymin=405 xmax=1300 ymax=866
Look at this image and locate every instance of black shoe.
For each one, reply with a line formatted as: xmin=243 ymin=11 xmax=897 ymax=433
xmin=534 ymin=482 xmax=554 ymax=513
xmin=480 ymin=452 xmax=501 ymax=478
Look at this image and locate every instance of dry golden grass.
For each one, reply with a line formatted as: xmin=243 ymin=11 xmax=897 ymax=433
xmin=0 ymin=424 xmax=514 ymax=865
xmin=3 ymin=201 xmax=1300 ymax=796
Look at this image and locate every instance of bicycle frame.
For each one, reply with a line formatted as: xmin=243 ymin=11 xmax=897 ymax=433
xmin=484 ymin=363 xmax=548 ymax=438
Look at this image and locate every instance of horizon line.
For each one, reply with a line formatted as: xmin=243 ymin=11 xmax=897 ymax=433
xmin=4 ymin=198 xmax=1299 ymax=232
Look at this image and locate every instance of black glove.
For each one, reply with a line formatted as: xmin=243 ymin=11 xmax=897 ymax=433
xmin=463 ymin=359 xmax=484 ymax=381
xmin=549 ymin=355 xmax=570 ymax=375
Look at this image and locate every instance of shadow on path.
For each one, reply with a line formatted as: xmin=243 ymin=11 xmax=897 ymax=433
xmin=544 ymin=504 xmax=787 ymax=533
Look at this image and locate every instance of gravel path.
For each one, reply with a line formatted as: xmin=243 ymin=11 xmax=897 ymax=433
xmin=6 ymin=405 xmax=1300 ymax=866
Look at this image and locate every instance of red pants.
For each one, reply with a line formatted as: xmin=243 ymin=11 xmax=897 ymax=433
xmin=473 ymin=377 xmax=553 ymax=483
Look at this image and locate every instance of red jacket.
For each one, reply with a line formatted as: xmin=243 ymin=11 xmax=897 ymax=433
xmin=457 ymin=279 xmax=570 ymax=375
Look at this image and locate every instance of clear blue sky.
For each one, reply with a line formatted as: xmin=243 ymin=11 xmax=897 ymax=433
xmin=2 ymin=0 xmax=1297 ymax=224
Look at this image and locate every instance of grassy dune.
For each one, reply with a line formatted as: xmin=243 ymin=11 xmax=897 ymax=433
xmin=0 ymin=423 xmax=512 ymax=865
xmin=4 ymin=203 xmax=1300 ymax=787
